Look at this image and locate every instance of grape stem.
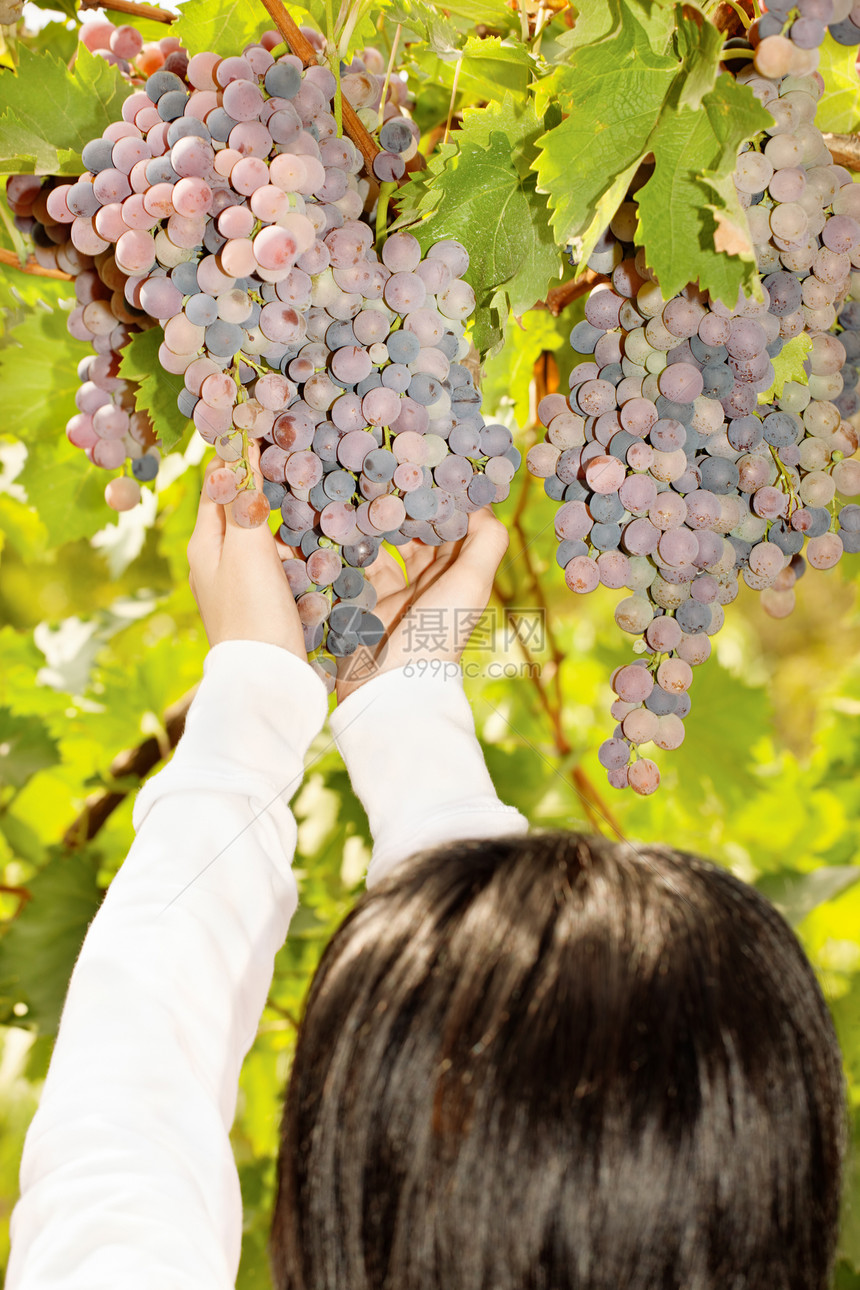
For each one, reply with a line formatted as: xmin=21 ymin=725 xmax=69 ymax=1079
xmin=770 ymin=445 xmax=799 ymax=511
xmin=721 ymin=0 xmax=752 ymax=29
xmin=323 ymin=0 xmax=343 ymax=135
xmin=375 ymin=181 xmax=397 ymax=249
xmin=531 ymin=0 xmax=553 ymax=55
xmin=256 ymin=0 xmax=381 ymax=173
xmin=533 ymin=270 xmax=610 ymax=317
xmin=0 ymin=245 xmax=70 ymax=280
xmin=443 ymin=55 xmax=463 ymax=147
xmin=0 ymin=885 xmax=33 ymax=922
xmin=239 ymin=428 xmax=253 ymax=491
xmin=78 ymin=0 xmax=174 ymax=21
xmin=377 ymin=23 xmax=402 ymax=131
xmin=492 ymin=360 xmax=624 ymax=840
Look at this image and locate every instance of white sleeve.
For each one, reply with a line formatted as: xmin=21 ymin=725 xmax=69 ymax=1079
xmin=328 ymin=664 xmax=529 ymax=888
xmin=7 ymin=640 xmax=329 ymax=1290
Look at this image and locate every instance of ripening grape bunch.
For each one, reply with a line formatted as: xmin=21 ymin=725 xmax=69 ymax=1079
xmin=5 ymin=20 xmax=193 ymax=510
xmin=12 ymin=20 xmax=517 ymax=687
xmin=528 ymin=7 xmax=860 ymax=796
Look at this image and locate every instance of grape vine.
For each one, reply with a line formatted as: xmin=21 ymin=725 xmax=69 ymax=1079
xmin=2 ymin=0 xmax=860 ymax=787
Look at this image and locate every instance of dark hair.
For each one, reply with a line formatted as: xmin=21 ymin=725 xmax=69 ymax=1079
xmin=271 ymin=831 xmax=848 ymax=1290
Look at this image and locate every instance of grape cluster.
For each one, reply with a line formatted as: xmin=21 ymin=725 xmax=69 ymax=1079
xmin=33 ymin=29 xmax=513 ymax=685
xmin=79 ymin=15 xmax=189 ymax=79
xmin=5 ymin=19 xmax=193 ymax=511
xmin=6 ymin=173 xmax=160 ymax=510
xmin=529 ymin=57 xmax=860 ymax=794
xmin=752 ymin=0 xmax=860 ymax=55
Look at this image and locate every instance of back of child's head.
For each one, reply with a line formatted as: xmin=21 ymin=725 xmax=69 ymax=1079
xmin=270 ymin=830 xmax=847 ymax=1290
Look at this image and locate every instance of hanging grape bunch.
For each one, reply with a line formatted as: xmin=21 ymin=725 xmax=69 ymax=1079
xmin=4 ymin=21 xmax=193 ymax=507
xmin=6 ymin=21 xmax=518 ymax=690
xmin=528 ymin=0 xmax=860 ymax=796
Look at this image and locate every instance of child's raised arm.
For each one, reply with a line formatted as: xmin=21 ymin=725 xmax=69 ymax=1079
xmin=7 ymin=462 xmax=327 ymax=1289
xmin=329 ymin=509 xmax=530 ymax=887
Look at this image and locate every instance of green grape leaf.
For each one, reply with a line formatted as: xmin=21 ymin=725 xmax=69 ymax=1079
xmin=0 ymin=44 xmax=132 ymax=175
xmin=670 ymin=5 xmax=724 ymax=110
xmin=0 ymin=295 xmax=110 ymax=544
xmin=412 ymin=35 xmax=533 ymax=103
xmin=757 ymin=332 xmax=813 ymax=404
xmin=535 ymin=2 xmax=771 ymax=302
xmin=20 ymin=18 xmax=78 ymax=62
xmin=25 ymin=0 xmax=77 ymax=19
xmin=634 ymin=77 xmax=773 ymax=303
xmin=426 ymin=0 xmax=515 ymax=30
xmin=20 ymin=441 xmax=109 ymax=547
xmin=534 ymin=2 xmax=679 ymax=247
xmin=482 ymin=308 xmax=565 ymax=428
xmin=118 ymin=327 xmax=191 ymax=454
xmin=0 ymin=848 xmax=102 ymax=1033
xmin=700 ymin=167 xmax=759 ymax=292
xmin=0 ymin=708 xmax=60 ymax=790
xmin=448 ymin=95 xmax=547 ymax=181
xmin=412 ymin=127 xmax=561 ymax=355
xmin=171 ymin=0 xmax=300 ymax=57
xmin=816 ymin=33 xmax=860 ymax=134
xmin=389 ymin=1 xmax=461 ymax=55
xmin=0 ymin=493 xmax=47 ymax=560
xmin=572 ymin=160 xmax=643 ymax=277
xmin=0 ymin=293 xmax=86 ymax=440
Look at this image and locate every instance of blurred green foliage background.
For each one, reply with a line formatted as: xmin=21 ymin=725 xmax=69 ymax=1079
xmin=0 ymin=274 xmax=859 ymax=1287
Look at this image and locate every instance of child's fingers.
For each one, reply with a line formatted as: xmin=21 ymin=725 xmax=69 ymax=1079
xmin=188 ymin=456 xmax=227 ymax=557
xmin=455 ymin=507 xmax=510 ymax=577
xmin=224 ymin=439 xmax=276 ymax=541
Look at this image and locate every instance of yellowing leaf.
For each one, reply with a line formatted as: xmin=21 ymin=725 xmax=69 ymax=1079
xmin=816 ymin=32 xmax=860 ymax=134
xmin=757 ymin=332 xmax=813 ymax=405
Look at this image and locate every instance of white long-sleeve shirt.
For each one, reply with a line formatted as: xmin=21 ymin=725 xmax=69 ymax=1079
xmin=7 ymin=640 xmax=528 ymax=1289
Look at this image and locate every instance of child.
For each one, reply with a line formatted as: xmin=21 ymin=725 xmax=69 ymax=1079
xmin=6 ymin=465 xmax=847 ymax=1289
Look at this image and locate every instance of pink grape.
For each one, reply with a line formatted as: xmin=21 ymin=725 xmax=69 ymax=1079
xmin=368 ymin=494 xmax=406 ymax=530
xmin=320 ymin=501 xmax=358 ymax=541
xmin=306 ymin=548 xmax=342 ymax=586
xmin=618 ymin=474 xmax=657 ymax=512
xmin=297 ymin=591 xmax=331 ymax=627
xmin=231 ymin=489 xmax=270 ymax=529
xmin=598 ymin=738 xmax=630 ymax=771
xmin=653 ymin=715 xmax=685 ymax=751
xmin=645 ymin=616 xmax=682 ymax=653
xmin=337 ymin=430 xmax=375 ymax=470
xmin=613 ymin=664 xmax=654 ymax=703
xmin=285 ymin=450 xmax=323 ymax=488
xmin=92 ymin=438 xmax=126 ymax=469
xmin=585 ymin=455 xmax=626 ymax=494
xmin=622 ymin=707 xmax=658 ymax=744
xmin=806 ymin=532 xmax=843 ymax=569
xmin=627 ymin=759 xmax=660 ymax=796
xmin=206 ymin=467 xmax=241 ymax=503
xmin=656 ymin=658 xmax=693 ymax=693
xmin=596 ymin=550 xmax=630 ymax=588
xmin=105 ymin=475 xmax=141 ymax=510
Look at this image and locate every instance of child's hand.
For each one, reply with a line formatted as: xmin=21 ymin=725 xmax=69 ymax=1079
xmin=187 ymin=445 xmax=306 ymax=660
xmin=335 ymin=508 xmax=509 ymax=702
